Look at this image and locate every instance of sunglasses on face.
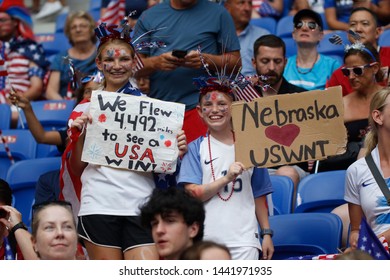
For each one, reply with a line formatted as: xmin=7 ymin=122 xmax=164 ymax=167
xmin=341 ymin=63 xmax=376 ymax=77
xmin=294 ymin=21 xmax=318 ymax=30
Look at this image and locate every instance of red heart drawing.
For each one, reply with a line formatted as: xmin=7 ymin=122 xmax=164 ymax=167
xmin=265 ymin=124 xmax=300 ymax=147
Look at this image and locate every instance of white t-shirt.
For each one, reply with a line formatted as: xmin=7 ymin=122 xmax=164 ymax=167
xmin=345 ymin=146 xmax=390 ymax=236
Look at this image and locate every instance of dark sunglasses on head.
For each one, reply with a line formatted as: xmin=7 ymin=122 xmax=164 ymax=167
xmin=294 ymin=21 xmax=318 ymax=30
xmin=341 ymin=63 xmax=376 ymax=77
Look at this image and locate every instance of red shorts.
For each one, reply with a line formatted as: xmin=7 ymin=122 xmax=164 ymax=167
xmin=183 ymin=108 xmax=207 ymax=143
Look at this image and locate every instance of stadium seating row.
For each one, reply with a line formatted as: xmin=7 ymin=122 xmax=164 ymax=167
xmin=271 ymin=170 xmax=346 ymax=215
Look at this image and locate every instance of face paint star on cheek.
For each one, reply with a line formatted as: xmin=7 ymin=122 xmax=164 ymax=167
xmin=202 ymin=107 xmax=211 ymax=114
xmin=122 ymin=63 xmax=133 ymax=71
xmin=103 ymin=63 xmax=113 ymax=72
xmin=220 ymin=106 xmax=228 ymax=113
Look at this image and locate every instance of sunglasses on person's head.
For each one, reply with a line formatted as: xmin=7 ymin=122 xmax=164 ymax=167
xmin=341 ymin=62 xmax=376 ymax=77
xmin=294 ymin=21 xmax=318 ymax=30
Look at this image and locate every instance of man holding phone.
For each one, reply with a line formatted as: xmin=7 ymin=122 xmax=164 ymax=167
xmin=134 ymin=0 xmax=241 ymax=143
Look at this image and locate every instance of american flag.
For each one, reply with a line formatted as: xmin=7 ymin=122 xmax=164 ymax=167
xmin=0 ymin=37 xmax=49 ymax=97
xmin=134 ymin=52 xmax=144 ymax=72
xmin=357 ymin=218 xmax=390 ymax=260
xmin=59 ymin=100 xmax=90 ymax=220
xmin=233 ymin=74 xmax=261 ymax=102
xmin=0 ymin=52 xmax=7 ymax=77
xmin=99 ymin=0 xmax=126 ymax=26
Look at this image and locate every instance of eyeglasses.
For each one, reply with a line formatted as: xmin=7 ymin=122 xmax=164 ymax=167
xmin=70 ymin=24 xmax=90 ymax=31
xmin=341 ymin=63 xmax=376 ymax=77
xmin=294 ymin=21 xmax=318 ymax=30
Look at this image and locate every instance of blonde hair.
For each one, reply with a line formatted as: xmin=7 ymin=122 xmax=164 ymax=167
xmin=364 ymin=87 xmax=390 ymax=155
xmin=64 ymin=11 xmax=97 ymax=46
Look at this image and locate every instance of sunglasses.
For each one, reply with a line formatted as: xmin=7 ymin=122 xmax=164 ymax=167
xmin=80 ymin=75 xmax=95 ymax=84
xmin=294 ymin=21 xmax=318 ymax=30
xmin=341 ymin=63 xmax=376 ymax=77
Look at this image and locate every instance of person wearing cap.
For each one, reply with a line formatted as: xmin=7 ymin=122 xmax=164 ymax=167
xmin=327 ymin=7 xmax=390 ymax=96
xmin=283 ymin=9 xmax=341 ymax=91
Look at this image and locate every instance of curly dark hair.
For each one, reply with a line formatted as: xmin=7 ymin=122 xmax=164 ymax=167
xmin=140 ymin=187 xmax=205 ymax=243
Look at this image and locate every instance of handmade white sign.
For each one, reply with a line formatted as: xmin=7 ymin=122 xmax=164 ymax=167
xmin=82 ymin=90 xmax=185 ymax=173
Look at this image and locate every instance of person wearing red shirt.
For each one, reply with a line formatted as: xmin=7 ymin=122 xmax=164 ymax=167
xmin=327 ymin=7 xmax=390 ymax=96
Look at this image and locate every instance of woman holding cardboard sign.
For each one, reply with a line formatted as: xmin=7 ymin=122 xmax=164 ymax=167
xmin=68 ymin=22 xmax=187 ymax=260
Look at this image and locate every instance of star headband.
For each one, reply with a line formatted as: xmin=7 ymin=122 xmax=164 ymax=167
xmin=94 ymin=13 xmax=166 ymax=51
xmin=193 ymin=46 xmax=271 ymax=102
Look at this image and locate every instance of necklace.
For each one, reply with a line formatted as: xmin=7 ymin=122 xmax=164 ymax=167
xmin=295 ymin=53 xmax=319 ymax=75
xmin=207 ymin=133 xmax=235 ymax=201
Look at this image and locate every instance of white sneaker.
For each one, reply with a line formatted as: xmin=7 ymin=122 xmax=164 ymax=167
xmin=35 ymin=1 xmax=63 ymax=20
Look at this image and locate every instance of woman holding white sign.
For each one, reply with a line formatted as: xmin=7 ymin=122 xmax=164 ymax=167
xmin=68 ymin=22 xmax=187 ymax=260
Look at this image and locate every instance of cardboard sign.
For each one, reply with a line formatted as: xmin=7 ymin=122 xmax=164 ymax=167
xmin=82 ymin=90 xmax=185 ymax=173
xmin=231 ymin=86 xmax=347 ymax=168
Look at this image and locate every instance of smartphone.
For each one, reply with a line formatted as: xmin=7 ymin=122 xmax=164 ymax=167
xmin=0 ymin=208 xmax=7 ymax=219
xmin=172 ymin=49 xmax=187 ymax=58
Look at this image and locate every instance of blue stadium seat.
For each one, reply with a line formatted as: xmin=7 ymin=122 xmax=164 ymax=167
xmin=318 ymin=31 xmax=347 ymax=58
xmin=89 ymin=9 xmax=101 ymax=22
xmin=319 ymin=13 xmax=329 ymax=31
xmin=6 ymin=157 xmax=62 ymax=227
xmin=379 ymin=29 xmax=390 ymax=47
xmin=276 ymin=15 xmax=294 ymax=38
xmin=55 ymin=12 xmax=68 ymax=33
xmin=0 ymin=130 xmax=38 ymax=179
xmin=18 ymin=99 xmax=75 ymax=131
xmin=41 ymin=32 xmax=71 ymax=56
xmin=90 ymin=0 xmax=102 ymax=11
xmin=295 ymin=170 xmax=347 ymax=213
xmin=250 ymin=17 xmax=277 ymax=34
xmin=270 ymin=175 xmax=294 ymax=215
xmin=282 ymin=37 xmax=297 ymax=57
xmin=0 ymin=104 xmax=12 ymax=129
xmin=268 ymin=213 xmax=343 ymax=259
